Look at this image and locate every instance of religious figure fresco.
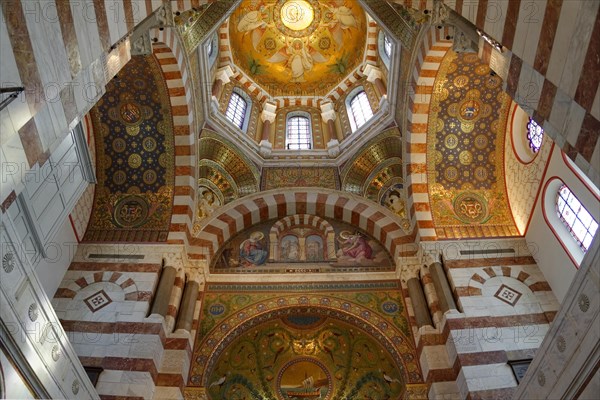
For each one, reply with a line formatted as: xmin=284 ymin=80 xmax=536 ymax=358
xmin=229 ymin=0 xmax=367 ymax=96
xmin=238 ymin=231 xmax=269 ymax=267
xmin=211 ymin=216 xmax=393 ymax=272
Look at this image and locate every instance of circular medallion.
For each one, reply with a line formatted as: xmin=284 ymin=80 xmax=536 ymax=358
xmin=459 ymin=150 xmax=473 ymax=165
xmin=112 ymin=138 xmax=126 ymax=153
xmin=209 ymin=303 xmax=226 ymax=316
xmin=280 ymin=0 xmax=315 ymax=31
xmin=142 ymin=137 xmax=157 ymax=152
xmin=537 ymin=372 xmax=546 ymax=387
xmin=454 ymin=75 xmax=469 ymax=88
xmin=28 ymin=303 xmax=39 ymax=322
xmin=273 ymin=0 xmax=321 ymax=38
xmin=120 ymin=102 xmax=141 ymax=124
xmin=444 ymin=133 xmax=459 ymax=149
xmin=72 ymin=379 xmax=80 ymax=395
xmin=453 ymin=192 xmax=488 ymax=223
xmin=113 ymin=195 xmax=150 ymax=228
xmin=557 ymin=336 xmax=566 ymax=353
xmin=578 ymin=294 xmax=590 ymax=312
xmin=2 ymin=252 xmax=15 ymax=273
xmin=277 ymin=358 xmax=332 ymax=400
xmin=459 ymin=99 xmax=480 ymax=120
xmin=444 ymin=166 xmax=459 ymax=182
xmin=474 ymin=134 xmax=488 ymax=150
xmin=381 ymin=301 xmax=400 ymax=315
xmin=474 ymin=166 xmax=488 ymax=182
xmin=112 ymin=170 xmax=127 ymax=185
xmin=142 ymin=169 xmax=157 ymax=185
xmin=52 ymin=345 xmax=61 ymax=361
xmin=128 ymin=154 xmax=142 ymax=168
xmin=126 ymin=125 xmax=140 ymax=136
xmin=159 ymin=153 xmax=168 ymax=168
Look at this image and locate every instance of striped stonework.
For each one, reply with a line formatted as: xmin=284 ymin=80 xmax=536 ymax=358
xmin=52 ymin=260 xmax=196 ymax=399
xmin=190 ymin=189 xmax=418 ymax=263
xmin=405 ymin=26 xmax=453 ymax=242
xmin=445 ymin=0 xmax=600 ymax=186
xmin=400 ymin=252 xmax=560 ymax=399
xmin=150 ymin=28 xmax=198 ymax=248
xmin=0 ymin=0 xmax=162 ymax=208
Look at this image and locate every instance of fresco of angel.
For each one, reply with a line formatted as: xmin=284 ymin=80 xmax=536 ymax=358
xmin=267 ymin=38 xmax=329 ymax=82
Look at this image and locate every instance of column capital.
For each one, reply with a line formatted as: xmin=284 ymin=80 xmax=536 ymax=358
xmin=261 ymin=102 xmax=277 ymax=123
xmin=320 ymin=101 xmax=336 ymax=122
xmin=363 ymin=64 xmax=383 ymax=83
xmin=400 ymin=263 xmax=421 ymax=282
xmin=215 ymin=65 xmax=235 ymax=84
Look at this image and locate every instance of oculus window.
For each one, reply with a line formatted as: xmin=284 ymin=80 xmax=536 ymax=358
xmin=527 ymin=117 xmax=543 ymax=153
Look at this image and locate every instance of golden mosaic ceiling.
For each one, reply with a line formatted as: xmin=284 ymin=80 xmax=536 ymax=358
xmin=228 ymin=0 xmax=367 ymax=96
xmin=198 ymin=131 xmax=260 ymax=202
xmin=427 ymin=51 xmax=518 ymax=239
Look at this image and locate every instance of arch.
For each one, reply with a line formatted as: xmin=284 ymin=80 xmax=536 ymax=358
xmin=150 ymin=28 xmax=198 ymax=246
xmin=191 ymin=300 xmax=422 ymax=387
xmin=403 ymin=26 xmax=453 ymax=242
xmin=269 ymin=215 xmax=335 ymax=261
xmin=190 ymin=189 xmax=416 ymax=262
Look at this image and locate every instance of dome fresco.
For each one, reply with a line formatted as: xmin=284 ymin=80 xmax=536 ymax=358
xmin=228 ymin=0 xmax=367 ymax=96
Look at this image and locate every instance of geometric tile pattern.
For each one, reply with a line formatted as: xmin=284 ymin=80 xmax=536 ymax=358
xmin=83 ymin=290 xmax=112 ymax=312
xmin=494 ymin=284 xmax=523 ymax=306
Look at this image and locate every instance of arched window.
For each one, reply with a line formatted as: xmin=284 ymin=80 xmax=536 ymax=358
xmin=286 ymin=112 xmax=312 ymax=150
xmin=527 ymin=117 xmax=544 ymax=153
xmin=348 ymin=89 xmax=373 ymax=132
xmin=206 ymin=32 xmax=219 ymax=67
xmin=384 ymin=34 xmax=392 ymax=58
xmin=378 ymin=31 xmax=393 ymax=69
xmin=556 ymin=184 xmax=598 ymax=252
xmin=225 ymin=88 xmax=251 ymax=131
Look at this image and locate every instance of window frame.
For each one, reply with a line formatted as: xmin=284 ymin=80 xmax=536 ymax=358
xmin=346 ymin=87 xmax=374 ymax=133
xmin=285 ymin=111 xmax=312 ymax=150
xmin=556 ymin=184 xmax=598 ymax=253
xmin=225 ymin=88 xmax=252 ymax=132
xmin=378 ymin=31 xmax=392 ymax=69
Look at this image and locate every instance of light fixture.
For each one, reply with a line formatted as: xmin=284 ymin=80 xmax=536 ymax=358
xmin=280 ymin=0 xmax=314 ymax=31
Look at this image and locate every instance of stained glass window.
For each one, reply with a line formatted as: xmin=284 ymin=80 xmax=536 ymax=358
xmin=527 ymin=117 xmax=543 ymax=153
xmin=349 ymin=91 xmax=373 ymax=131
xmin=286 ymin=116 xmax=311 ymax=150
xmin=556 ymin=184 xmax=598 ymax=252
xmin=225 ymin=91 xmax=247 ymax=129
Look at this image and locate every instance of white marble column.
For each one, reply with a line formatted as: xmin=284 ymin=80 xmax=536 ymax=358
xmin=320 ymin=102 xmax=340 ymax=158
xmin=259 ymin=102 xmax=277 ymax=158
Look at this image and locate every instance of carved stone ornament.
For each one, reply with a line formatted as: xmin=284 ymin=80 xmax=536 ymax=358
xmin=2 ymin=252 xmax=15 ymax=273
xmin=28 ymin=303 xmax=39 ymax=322
xmin=72 ymin=379 xmax=80 ymax=395
xmin=183 ymin=387 xmax=208 ymax=400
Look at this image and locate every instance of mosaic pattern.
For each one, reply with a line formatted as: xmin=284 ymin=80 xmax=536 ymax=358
xmin=261 ymin=168 xmax=339 ymax=190
xmin=190 ymin=283 xmax=421 ymax=393
xmin=427 ymin=51 xmax=518 ymax=238
xmin=228 ymin=0 xmax=367 ymax=96
xmin=341 ymin=129 xmax=402 ymax=196
xmin=86 ymin=55 xmax=174 ymax=242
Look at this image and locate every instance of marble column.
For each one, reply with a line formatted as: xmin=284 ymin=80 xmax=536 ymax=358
xmin=320 ymin=102 xmax=340 ymax=158
xmin=175 ymin=275 xmax=200 ymax=333
xmin=150 ymin=262 xmax=177 ymax=317
xmin=259 ymin=102 xmax=277 ymax=157
xmin=429 ymin=262 xmax=457 ymax=313
xmin=211 ymin=66 xmax=235 ymax=111
xmin=403 ymin=264 xmax=433 ymax=328
xmin=363 ymin=64 xmax=387 ymax=97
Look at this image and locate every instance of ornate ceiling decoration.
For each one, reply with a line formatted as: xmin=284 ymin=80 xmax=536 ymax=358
xmin=228 ymin=0 xmax=367 ymax=96
xmin=341 ymin=128 xmax=403 ymax=196
xmin=427 ymin=51 xmax=518 ymax=239
xmin=85 ymin=55 xmax=174 ymax=242
xmin=198 ymin=131 xmax=260 ymax=202
xmin=189 ymin=282 xmax=422 ymax=396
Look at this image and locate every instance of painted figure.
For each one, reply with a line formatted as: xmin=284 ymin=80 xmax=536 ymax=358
xmin=239 ymin=231 xmax=268 ymax=267
xmin=337 ymin=231 xmax=373 ymax=261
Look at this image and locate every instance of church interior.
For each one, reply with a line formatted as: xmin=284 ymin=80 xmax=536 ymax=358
xmin=1 ymin=1 xmax=599 ymax=399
